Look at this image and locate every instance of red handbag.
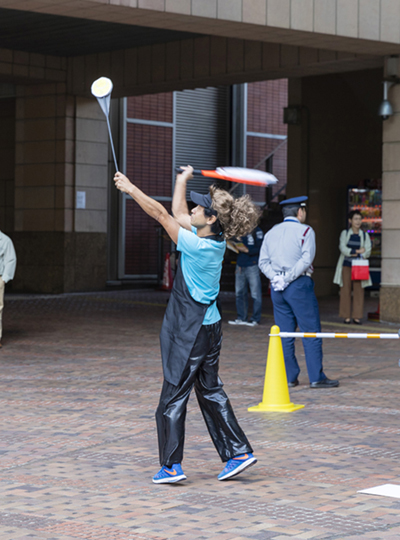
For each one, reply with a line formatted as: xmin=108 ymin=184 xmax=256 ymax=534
xmin=351 ymin=259 xmax=369 ymax=280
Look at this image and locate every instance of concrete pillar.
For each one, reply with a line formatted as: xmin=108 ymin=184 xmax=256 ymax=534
xmin=73 ymin=97 xmax=109 ymax=291
xmin=0 ymin=97 xmax=15 ymax=234
xmin=13 ymin=83 xmax=108 ymax=293
xmin=381 ymin=62 xmax=400 ymax=322
xmin=287 ymin=69 xmax=383 ymax=297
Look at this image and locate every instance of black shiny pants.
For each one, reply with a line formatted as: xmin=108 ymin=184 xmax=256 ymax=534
xmin=156 ymin=321 xmax=253 ymax=467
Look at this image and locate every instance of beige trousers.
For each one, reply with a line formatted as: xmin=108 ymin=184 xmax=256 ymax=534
xmin=0 ymin=277 xmax=4 ymax=341
xmin=339 ymin=266 xmax=364 ymax=319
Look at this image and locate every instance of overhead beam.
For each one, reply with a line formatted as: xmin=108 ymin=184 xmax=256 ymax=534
xmin=1 ymin=0 xmax=400 ymax=56
xmin=0 ymin=37 xmax=382 ymax=94
xmin=68 ymin=38 xmax=382 ymax=98
xmin=0 ymin=48 xmax=66 ymax=84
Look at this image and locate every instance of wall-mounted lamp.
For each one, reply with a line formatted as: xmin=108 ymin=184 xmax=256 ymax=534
xmin=378 ymin=80 xmax=394 ymax=120
xmin=379 ymin=56 xmax=400 ymax=120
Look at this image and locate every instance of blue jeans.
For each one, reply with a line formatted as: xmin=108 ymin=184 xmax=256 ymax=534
xmin=271 ymin=276 xmax=326 ymax=384
xmin=235 ymin=264 xmax=262 ymax=323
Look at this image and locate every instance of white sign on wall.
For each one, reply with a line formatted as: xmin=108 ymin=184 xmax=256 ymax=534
xmin=76 ymin=191 xmax=86 ymax=209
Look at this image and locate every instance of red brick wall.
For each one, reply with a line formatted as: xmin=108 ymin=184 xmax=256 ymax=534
xmin=124 ymin=199 xmax=171 ymax=276
xmin=246 ymin=80 xmax=288 ymax=203
xmin=125 ymin=93 xmax=173 ymax=276
xmin=127 ymin=93 xmax=173 ymax=123
xmin=126 ymin=123 xmax=172 ymax=197
xmin=247 ymin=79 xmax=288 ymax=135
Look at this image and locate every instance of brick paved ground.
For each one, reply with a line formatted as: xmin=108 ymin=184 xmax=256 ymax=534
xmin=0 ymin=289 xmax=399 ymax=540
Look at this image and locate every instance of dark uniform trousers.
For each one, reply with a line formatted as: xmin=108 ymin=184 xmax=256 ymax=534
xmin=156 ymin=320 xmax=253 ymax=468
xmin=271 ymin=275 xmax=326 ymax=384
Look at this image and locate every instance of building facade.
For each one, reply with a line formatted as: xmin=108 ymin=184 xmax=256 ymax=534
xmin=0 ymin=1 xmax=399 ymax=321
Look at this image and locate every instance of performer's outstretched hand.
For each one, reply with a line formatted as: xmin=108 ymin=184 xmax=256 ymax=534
xmin=114 ymin=172 xmax=133 ymax=194
xmin=176 ymin=165 xmax=194 ymax=182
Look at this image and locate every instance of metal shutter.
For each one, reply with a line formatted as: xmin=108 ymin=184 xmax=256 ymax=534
xmin=174 ymin=87 xmax=230 ymax=196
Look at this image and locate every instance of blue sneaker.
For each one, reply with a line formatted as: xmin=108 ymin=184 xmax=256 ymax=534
xmin=152 ymin=463 xmax=187 ymax=484
xmin=218 ymin=453 xmax=257 ymax=481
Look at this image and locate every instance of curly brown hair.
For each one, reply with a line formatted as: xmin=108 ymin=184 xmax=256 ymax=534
xmin=209 ymin=185 xmax=261 ymax=240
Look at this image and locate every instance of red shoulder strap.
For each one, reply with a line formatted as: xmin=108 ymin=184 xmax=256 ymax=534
xmin=301 ymin=227 xmax=310 ymax=246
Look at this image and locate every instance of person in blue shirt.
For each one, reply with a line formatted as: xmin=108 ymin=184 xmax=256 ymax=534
xmin=114 ymin=166 xmax=260 ymax=484
xmin=229 ymin=227 xmax=264 ymax=327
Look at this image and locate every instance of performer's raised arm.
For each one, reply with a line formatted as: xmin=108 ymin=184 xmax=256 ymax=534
xmin=114 ymin=172 xmax=180 ymax=244
xmin=172 ymin=165 xmax=193 ymax=231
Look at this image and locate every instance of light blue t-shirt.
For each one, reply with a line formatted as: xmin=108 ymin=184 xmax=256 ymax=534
xmin=177 ymin=227 xmax=226 ymax=325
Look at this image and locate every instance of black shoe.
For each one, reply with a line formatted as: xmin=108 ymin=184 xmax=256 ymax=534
xmin=288 ymin=379 xmax=299 ymax=388
xmin=310 ymin=378 xmax=339 ymax=389
xmin=353 ymin=319 xmax=362 ymax=325
xmin=343 ymin=319 xmax=351 ymax=324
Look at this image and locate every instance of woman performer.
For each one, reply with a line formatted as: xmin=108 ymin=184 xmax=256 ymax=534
xmin=114 ymin=166 xmax=260 ymax=484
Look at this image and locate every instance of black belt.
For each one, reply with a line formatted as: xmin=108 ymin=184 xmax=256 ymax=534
xmin=276 ymin=271 xmax=312 ymax=278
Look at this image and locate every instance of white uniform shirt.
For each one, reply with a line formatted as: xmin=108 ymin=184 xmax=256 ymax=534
xmin=0 ymin=231 xmax=17 ymax=283
xmin=259 ymin=217 xmax=315 ymax=284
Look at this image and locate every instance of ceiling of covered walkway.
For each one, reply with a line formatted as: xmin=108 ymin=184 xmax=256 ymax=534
xmin=0 ymin=7 xmax=200 ymax=57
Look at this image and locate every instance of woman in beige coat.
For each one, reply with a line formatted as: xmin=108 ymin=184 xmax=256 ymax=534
xmin=333 ymin=210 xmax=372 ymax=324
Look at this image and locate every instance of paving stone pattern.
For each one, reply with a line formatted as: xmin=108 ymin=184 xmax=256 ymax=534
xmin=0 ymin=290 xmax=400 ymax=539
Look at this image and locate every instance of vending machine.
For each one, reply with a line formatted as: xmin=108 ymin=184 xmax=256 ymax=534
xmin=347 ymin=188 xmax=381 ymax=287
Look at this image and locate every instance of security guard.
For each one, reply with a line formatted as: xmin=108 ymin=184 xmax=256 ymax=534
xmin=259 ymin=196 xmax=339 ymax=388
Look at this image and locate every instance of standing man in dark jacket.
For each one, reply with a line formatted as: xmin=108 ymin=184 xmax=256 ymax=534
xmin=229 ymin=227 xmax=264 ymax=327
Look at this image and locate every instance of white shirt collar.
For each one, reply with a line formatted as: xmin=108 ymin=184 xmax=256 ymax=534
xmin=283 ymin=217 xmax=300 ymax=223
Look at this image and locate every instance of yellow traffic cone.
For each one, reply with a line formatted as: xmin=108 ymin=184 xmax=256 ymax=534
xmin=248 ymin=325 xmax=304 ymax=413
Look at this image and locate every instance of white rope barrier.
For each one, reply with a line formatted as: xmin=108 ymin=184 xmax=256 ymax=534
xmin=273 ymin=332 xmax=400 ymax=339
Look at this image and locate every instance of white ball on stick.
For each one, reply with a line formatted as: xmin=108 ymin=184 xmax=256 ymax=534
xmin=91 ymin=77 xmax=119 ymax=172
